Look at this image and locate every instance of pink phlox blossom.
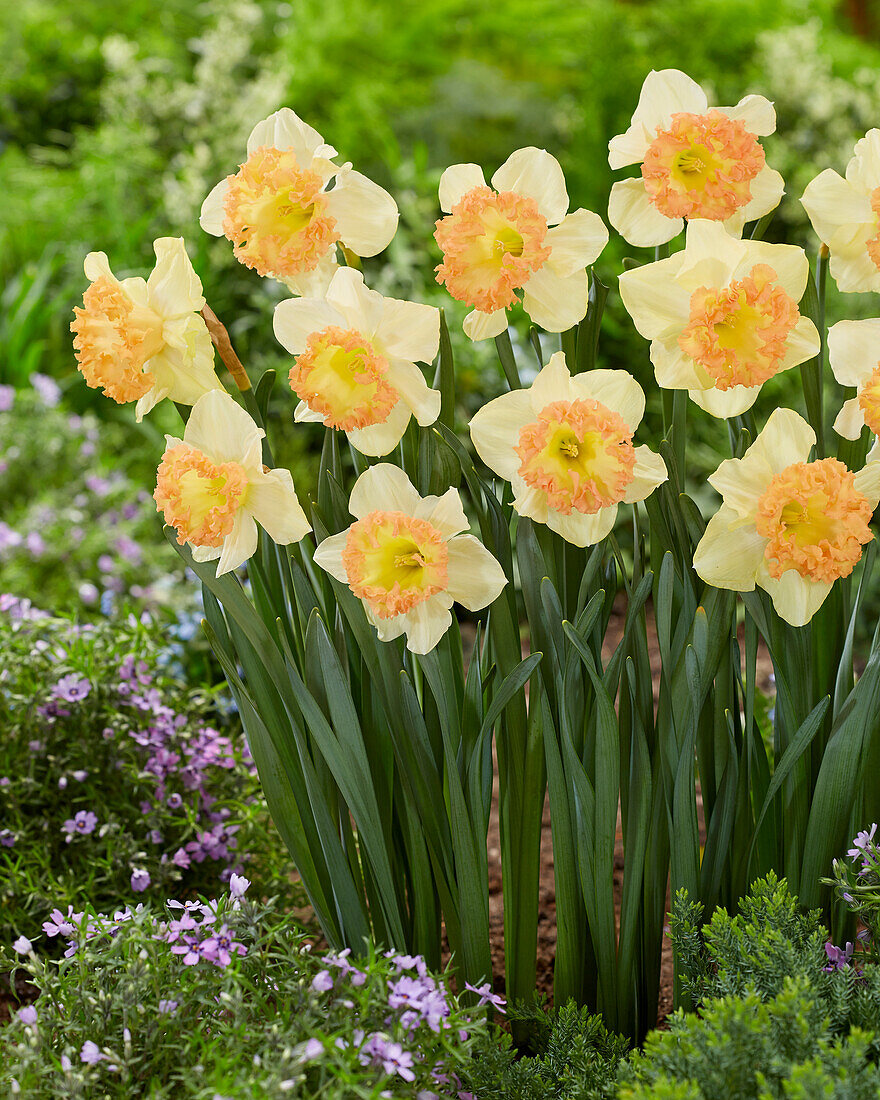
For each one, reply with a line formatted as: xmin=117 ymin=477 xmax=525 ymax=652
xmin=464 ymin=980 xmax=507 ymax=1012
xmin=43 ymin=907 xmax=85 ymax=938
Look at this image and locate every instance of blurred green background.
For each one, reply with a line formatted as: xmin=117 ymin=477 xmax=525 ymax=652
xmin=1 ymin=0 xmax=878 ymax=615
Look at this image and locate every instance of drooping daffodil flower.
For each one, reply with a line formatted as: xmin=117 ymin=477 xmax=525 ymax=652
xmin=829 ymin=318 xmax=880 ymax=449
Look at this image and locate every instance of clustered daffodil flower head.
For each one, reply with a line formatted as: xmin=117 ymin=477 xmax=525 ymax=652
xmin=313 ymin=465 xmax=507 ymax=654
xmin=801 ymin=129 xmax=880 ymax=295
xmin=434 ymin=148 xmax=609 ymax=340
xmin=828 ymin=319 xmax=880 ymax=451
xmin=71 ymin=237 xmax=221 ymax=421
xmin=154 ymin=390 xmax=310 ymax=575
xmin=199 ymin=109 xmax=398 ymax=297
xmin=469 ymin=352 xmax=667 ymax=546
xmin=693 ymin=409 xmax=880 ymax=626
xmin=618 ymin=220 xmax=820 ymax=418
xmin=608 ymin=69 xmax=783 ymax=248
xmin=273 ymin=267 xmax=441 ymax=456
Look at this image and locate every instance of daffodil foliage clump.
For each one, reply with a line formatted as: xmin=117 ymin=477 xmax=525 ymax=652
xmin=69 ymin=72 xmax=880 ymax=1040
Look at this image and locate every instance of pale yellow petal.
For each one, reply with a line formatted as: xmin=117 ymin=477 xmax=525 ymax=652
xmin=199 ymin=180 xmax=230 ymax=236
xmin=185 ymin=391 xmax=264 ymax=467
xmin=608 ymin=69 xmax=708 ymax=169
xmin=744 ymin=406 xmax=815 ymax=474
xmin=346 ymin=401 xmax=411 ymax=458
xmin=622 ymin=446 xmax=667 ymax=503
xmin=775 ymin=316 xmax=820 ymax=373
xmin=312 ymin=530 xmax=350 ymax=584
xmin=491 ymin=147 xmax=569 ymax=225
xmin=801 ymin=169 xmax=873 ymax=246
xmin=438 ymin=163 xmax=487 ymax=213
xmin=445 ymin=534 xmax=507 ymax=610
xmin=734 ymin=240 xmax=810 ymax=302
xmin=147 ymin=238 xmax=205 ymax=317
xmin=273 ymin=297 xmax=345 ymax=354
xmin=846 ymin=129 xmax=880 ymax=191
xmin=419 ymin=488 xmax=469 ymax=538
xmin=246 ymin=108 xmax=335 ymax=166
xmin=521 ymin=265 xmax=589 ymax=332
xmin=617 ymin=255 xmax=690 ymax=340
xmin=530 ymin=351 xmax=574 ymax=409
xmin=386 ymin=358 xmax=441 ymax=426
xmin=570 ymin=368 xmax=645 ymax=432
xmin=294 ymin=401 xmax=325 ymax=424
xmin=246 ymin=468 xmax=311 ymax=544
xmin=544 ymin=209 xmax=608 ymax=277
xmin=853 ymin=461 xmax=880 ymax=510
xmin=693 ymin=505 xmax=765 ymax=591
xmin=651 ymin=338 xmax=705 ymax=390
xmin=688 ymin=385 xmax=761 ymax=419
xmin=469 ymin=389 xmax=536 ymax=482
xmin=400 ymin=597 xmax=454 ymax=654
xmin=216 ymin=510 xmax=259 ymax=576
xmin=546 ymin=504 xmax=618 ymax=547
xmin=828 ymin=319 xmax=880 ymax=388
xmin=325 ymin=167 xmax=398 ymax=256
xmin=348 ymin=462 xmax=421 ymax=518
xmin=759 ymin=568 xmax=832 ymax=627
xmin=715 ymin=94 xmax=776 ymax=136
xmin=723 ymin=166 xmax=785 ymax=236
xmin=828 ymin=246 xmax=880 ymax=295
xmin=324 ymin=267 xmax=384 ymax=335
xmin=608 ymin=178 xmax=681 ymax=248
xmin=83 ymin=251 xmax=117 ymax=284
xmin=833 ymin=397 xmax=865 ymax=441
xmin=374 ymin=299 xmax=440 ymax=364
xmin=463 ymin=308 xmax=508 ymax=341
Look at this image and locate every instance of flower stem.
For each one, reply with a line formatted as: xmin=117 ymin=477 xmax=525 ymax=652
xmin=202 ymin=305 xmax=252 ymax=392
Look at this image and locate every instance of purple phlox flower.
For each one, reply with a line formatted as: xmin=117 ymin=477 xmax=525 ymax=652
xmin=163 ymin=912 xmax=199 ymax=943
xmin=43 ymin=907 xmax=85 ymax=938
xmin=158 ymin=1000 xmax=178 ymax=1015
xmin=72 ymin=770 xmax=89 ymax=782
xmin=25 ymin=531 xmax=46 ymax=557
xmin=386 ymin=951 xmax=429 ymax=976
xmin=13 ymin=935 xmax=32 ymax=955
xmin=80 ymin=1040 xmax=105 ymax=1065
xmin=848 ymin=824 xmax=878 ymax=860
xmin=312 ymin=970 xmax=334 ymax=992
xmin=465 ymin=981 xmax=507 ymax=1012
xmin=229 ymin=873 xmax=250 ymax=898
xmin=387 ymin=973 xmax=448 ymax=1031
xmin=170 ymin=935 xmax=216 ymax=966
xmin=60 ymin=1055 xmax=72 ymax=1072
xmin=172 ymin=847 xmax=191 ymax=869
xmin=62 ymin=810 xmax=98 ymax=839
xmin=0 ymin=776 xmax=11 ymax=788
xmin=824 ymin=941 xmax=855 ymax=971
xmin=52 ymin=674 xmax=91 ymax=704
xmin=78 ymin=582 xmax=100 ymax=606
xmin=0 ymin=829 xmax=15 ymax=848
xmin=28 ymin=740 xmax=44 ymax=752
xmin=85 ymin=475 xmax=112 ymax=497
xmin=148 ymin=829 xmax=163 ymax=845
xmin=0 ymin=523 xmax=21 ymax=552
xmin=30 ymin=373 xmax=61 ymax=407
xmin=326 ymin=948 xmax=355 ymax=974
xmin=115 ymin=535 xmax=142 ymax=564
xmin=0 ymin=384 xmax=14 ymax=411
xmin=17 ymin=1005 xmax=37 ymax=1025
xmin=201 ymin=924 xmax=247 ymax=967
xmin=167 ymin=793 xmax=183 ymax=810
xmin=130 ymin=868 xmax=151 ymax=893
xmin=363 ymin=1035 xmax=416 ymax=1082
xmin=300 ymin=1038 xmax=324 ymax=1061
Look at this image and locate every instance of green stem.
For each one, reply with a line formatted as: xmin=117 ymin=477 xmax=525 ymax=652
xmin=494 ymin=329 xmax=522 ymax=390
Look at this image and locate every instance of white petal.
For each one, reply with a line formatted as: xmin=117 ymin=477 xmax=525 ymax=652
xmin=369 ymin=605 xmax=408 ymax=644
xmin=521 ymin=265 xmax=589 ymax=332
xmin=200 ymin=180 xmax=230 ymax=236
xmin=608 ymin=178 xmax=680 ymax=248
xmin=801 ymin=169 xmax=873 ymax=246
xmin=853 ymin=461 xmax=880 ymax=511
xmin=651 ymin=338 xmax=705 ymax=389
xmin=273 ymin=297 xmax=346 ymax=354
xmin=216 ymin=510 xmax=259 ymax=576
xmin=776 ymin=316 xmax=820 ymax=374
xmin=746 ymin=406 xmax=815 ymax=473
xmin=617 ymin=255 xmax=691 ymax=341
xmin=608 ymin=69 xmax=708 ymax=169
xmin=512 ymin=482 xmax=550 ymax=524
xmin=346 ymin=401 xmax=412 ymax=457
xmin=325 ymin=167 xmax=398 ymax=257
xmin=148 ymin=319 xmax=220 ymax=405
xmin=715 ymin=94 xmax=776 ymax=137
xmin=325 ymin=267 xmax=384 ymax=336
xmin=191 ymin=544 xmax=222 ymax=563
xmin=759 ymin=569 xmax=832 ymax=628
xmin=348 ymin=462 xmax=421 ymax=518
xmin=294 ymin=401 xmax=325 ymax=424
xmin=185 ymin=391 xmax=264 ymax=466
xmin=622 ymin=447 xmax=667 ymax=503
xmin=83 ymin=251 xmax=117 ymax=284
xmin=374 ymin=299 xmax=440 ymax=363
xmin=723 ymin=166 xmax=785 ymax=236
xmin=833 ymin=397 xmax=865 ymax=441
xmin=419 ymin=488 xmax=469 ymax=538
xmin=463 ymin=308 xmax=508 ymax=341
xmin=688 ymin=385 xmax=761 ymax=419
xmin=312 ymin=530 xmax=350 ymax=584
xmin=386 ymin=358 xmax=441 ymax=426
xmin=469 ymin=389 xmax=536 ymax=482
xmin=401 ymin=598 xmax=454 ymax=654
xmin=544 ymin=209 xmax=609 ymax=277
xmin=246 ymin=108 xmax=334 ymax=165
xmin=147 ymin=238 xmax=205 ymax=317
xmin=491 ymin=147 xmax=569 ymax=225
xmin=438 ymin=163 xmax=487 ymax=213
xmin=246 ymin=468 xmax=311 ymax=545
xmin=282 ymin=252 xmax=339 ymax=298
xmin=828 ymin=319 xmax=880 ymax=388
xmin=445 ymin=534 xmax=507 ymax=610
xmin=846 ymin=129 xmax=880 ymax=191
xmin=828 ymin=247 xmax=880 ymax=295
xmin=735 ymin=240 xmax=810 ymax=301
xmin=530 ymin=351 xmax=574 ymax=409
xmin=135 ymin=383 xmax=170 ymax=423
xmin=545 ymin=505 xmax=618 ymax=547
xmin=693 ymin=505 xmax=765 ymax=591
xmin=570 ymin=369 xmax=646 ymax=432
xmin=676 ymin=219 xmax=746 ymax=291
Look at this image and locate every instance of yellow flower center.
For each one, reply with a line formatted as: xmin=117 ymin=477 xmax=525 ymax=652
xmin=678 ymin=264 xmax=799 ymax=390
xmin=642 ymin=110 xmax=765 ymax=221
xmin=515 ymin=399 xmax=636 ymax=514
xmin=222 ymin=146 xmax=339 ymax=278
xmin=154 ymin=444 xmax=249 ymax=548
xmin=434 ymin=186 xmax=551 ymax=313
xmin=288 ymin=326 xmax=398 ymax=431
xmin=858 ymin=362 xmax=880 ymax=435
xmin=342 ymin=511 xmax=449 ymax=618
xmin=756 ymin=458 xmax=873 ymax=583
xmin=70 ymin=277 xmax=164 ymax=403
xmin=866 ymin=188 xmax=880 ymax=272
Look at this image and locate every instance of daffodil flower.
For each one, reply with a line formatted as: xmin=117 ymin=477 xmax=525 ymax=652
xmin=618 ymin=220 xmax=819 ymax=418
xmin=693 ymin=408 xmax=880 ymax=626
xmin=154 ymin=390 xmax=310 ymax=576
xmin=829 ymin=319 xmax=880 ymax=449
xmin=469 ymin=352 xmax=667 ymax=546
xmin=608 ymin=69 xmax=784 ymax=248
xmin=273 ymin=268 xmax=440 ymax=456
xmin=199 ymin=108 xmax=398 ymax=296
xmin=433 ymin=148 xmax=608 ymax=340
xmin=313 ymin=465 xmax=507 ymax=654
xmin=71 ymin=238 xmax=221 ymax=421
xmin=801 ymin=129 xmax=880 ymax=294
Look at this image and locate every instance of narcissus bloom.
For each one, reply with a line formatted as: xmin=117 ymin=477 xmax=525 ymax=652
xmin=199 ymin=109 xmax=398 ymax=296
xmin=273 ymin=268 xmax=440 ymax=456
xmin=154 ymin=390 xmax=310 ymax=576
xmin=313 ymin=465 xmax=506 ymax=654
xmin=608 ymin=70 xmax=783 ymax=248
xmin=801 ymin=130 xmax=880 ymax=294
xmin=434 ymin=148 xmax=608 ymax=340
xmin=71 ymin=238 xmax=220 ymax=421
xmin=828 ymin=319 xmax=880 ymax=444
xmin=618 ymin=220 xmax=819 ymax=417
xmin=469 ymin=352 xmax=667 ymax=546
xmin=693 ymin=408 xmax=880 ymax=626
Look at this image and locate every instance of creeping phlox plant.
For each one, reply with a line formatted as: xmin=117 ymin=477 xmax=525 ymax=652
xmin=71 ymin=73 xmax=880 ymax=1040
xmin=0 ymin=880 xmax=492 ymax=1098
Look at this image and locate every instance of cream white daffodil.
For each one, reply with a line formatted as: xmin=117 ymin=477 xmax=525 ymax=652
xmin=801 ymin=129 xmax=880 ymax=294
xmin=618 ymin=220 xmax=819 ymax=418
xmin=199 ymin=108 xmax=399 ymax=297
xmin=469 ymin=352 xmax=667 ymax=546
xmin=313 ymin=464 xmax=507 ymax=654
xmin=829 ymin=319 xmax=880 ymax=446
xmin=433 ymin=147 xmax=608 ymax=340
xmin=154 ymin=390 xmax=310 ymax=576
xmin=608 ymin=69 xmax=784 ymax=248
xmin=693 ymin=408 xmax=880 ymax=627
xmin=71 ymin=238 xmax=221 ymax=422
xmin=273 ymin=268 xmax=441 ymax=456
